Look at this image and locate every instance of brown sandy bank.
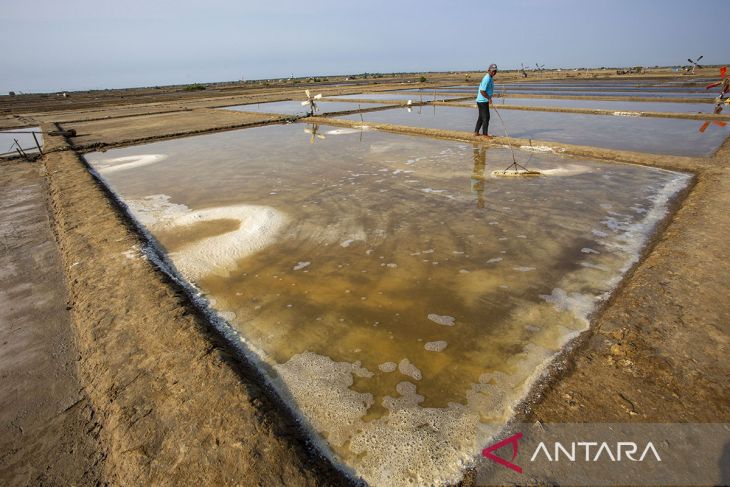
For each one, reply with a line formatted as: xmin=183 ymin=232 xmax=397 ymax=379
xmin=0 ymin=161 xmax=104 ymax=485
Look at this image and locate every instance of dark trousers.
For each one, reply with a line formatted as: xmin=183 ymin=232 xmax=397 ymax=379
xmin=474 ymin=101 xmax=490 ymax=135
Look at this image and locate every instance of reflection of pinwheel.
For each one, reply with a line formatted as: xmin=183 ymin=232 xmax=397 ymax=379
xmin=301 ymin=89 xmax=322 ymax=116
xmin=706 ymin=66 xmax=729 ymax=97
xmin=304 ymin=124 xmax=325 ymax=144
xmin=405 ymin=100 xmax=413 ymax=113
xmin=520 ymin=63 xmax=528 ymax=78
xmin=698 ymin=112 xmax=727 ymax=133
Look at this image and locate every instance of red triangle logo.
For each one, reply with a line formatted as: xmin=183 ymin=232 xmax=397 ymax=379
xmin=482 ymin=432 xmax=523 ymax=474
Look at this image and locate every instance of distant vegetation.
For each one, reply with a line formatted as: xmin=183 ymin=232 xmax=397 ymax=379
xmin=419 ymin=76 xmax=427 ymax=83
xmin=183 ymin=83 xmax=206 ymax=91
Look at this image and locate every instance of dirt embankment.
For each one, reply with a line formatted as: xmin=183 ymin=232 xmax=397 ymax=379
xmin=0 ymin=161 xmax=104 ymax=485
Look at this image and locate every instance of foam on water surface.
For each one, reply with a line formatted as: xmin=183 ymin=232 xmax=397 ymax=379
xmin=85 ymin=124 xmax=690 ymax=486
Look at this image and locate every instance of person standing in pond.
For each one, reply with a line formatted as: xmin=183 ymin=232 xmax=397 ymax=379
xmin=474 ymin=64 xmax=497 ymax=138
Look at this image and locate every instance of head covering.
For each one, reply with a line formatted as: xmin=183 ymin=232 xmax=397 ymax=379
xmin=489 ymin=64 xmax=498 ymax=72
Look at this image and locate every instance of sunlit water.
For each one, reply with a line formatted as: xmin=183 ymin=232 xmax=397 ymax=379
xmin=85 ymin=124 xmax=689 ymax=486
xmin=493 ymin=97 xmax=716 ymax=113
xmin=0 ymin=127 xmax=43 ymax=156
xmin=495 ymin=90 xmax=714 ymax=98
xmin=340 ymin=105 xmax=730 ymax=156
xmin=221 ymin=100 xmax=387 ymax=116
xmin=429 ymin=88 xmax=714 ymax=98
xmin=327 ymin=92 xmax=465 ymax=102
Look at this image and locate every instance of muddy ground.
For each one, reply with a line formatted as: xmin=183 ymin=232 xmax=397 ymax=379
xmin=1 ymin=70 xmax=728 ymax=486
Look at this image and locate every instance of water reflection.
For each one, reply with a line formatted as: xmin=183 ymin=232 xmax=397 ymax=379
xmin=471 ymin=144 xmax=487 ymax=208
xmin=304 ymin=123 xmax=325 ymax=143
xmin=341 ymin=105 xmax=730 ymax=156
xmin=698 ymin=100 xmax=729 ymax=133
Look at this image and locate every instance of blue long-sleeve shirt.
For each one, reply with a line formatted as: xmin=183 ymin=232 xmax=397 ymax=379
xmin=476 ymin=74 xmax=494 ymax=102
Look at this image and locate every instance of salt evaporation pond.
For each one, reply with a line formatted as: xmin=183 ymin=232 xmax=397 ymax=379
xmin=221 ymin=100 xmax=387 ymax=116
xmin=0 ymin=127 xmax=43 ymax=156
xmin=417 ymin=81 xmax=716 ymax=93
xmin=340 ymin=105 xmax=730 ymax=156
xmin=494 ymin=97 xmax=716 ymax=114
xmin=327 ymin=92 xmax=466 ymax=102
xmin=435 ymin=88 xmax=714 ymax=99
xmin=85 ymin=124 xmax=689 ymax=486
xmin=493 ymin=90 xmax=714 ymax=99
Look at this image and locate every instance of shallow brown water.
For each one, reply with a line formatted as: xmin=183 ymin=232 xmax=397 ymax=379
xmin=85 ymin=123 xmax=689 ymax=485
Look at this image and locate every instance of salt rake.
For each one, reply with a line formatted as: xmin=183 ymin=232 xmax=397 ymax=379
xmin=490 ymin=104 xmax=542 ymax=177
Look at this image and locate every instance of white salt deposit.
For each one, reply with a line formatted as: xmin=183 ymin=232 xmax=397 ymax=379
xmin=293 ymin=261 xmax=310 ymax=271
xmin=378 ymin=362 xmax=397 ymax=373
xmin=427 ymin=314 xmax=455 ymax=326
xmin=580 ymin=262 xmax=609 ymax=271
xmin=398 ymin=358 xmax=422 ymax=380
xmin=540 ymin=164 xmax=593 ymax=177
xmin=325 ymin=127 xmax=372 ymax=135
xmin=539 ymin=288 xmax=596 ymax=324
xmin=127 ymin=194 xmax=288 ymax=281
xmin=519 ymin=145 xmax=555 ymax=153
xmin=612 ymin=111 xmax=641 ymax=117
xmin=121 ymin=245 xmax=141 ymax=260
xmin=424 ymin=341 xmax=448 ymax=352
xmin=95 ymin=154 xmax=168 ymax=174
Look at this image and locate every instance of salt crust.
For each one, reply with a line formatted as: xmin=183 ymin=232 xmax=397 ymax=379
xmin=127 ymin=194 xmax=288 ymax=281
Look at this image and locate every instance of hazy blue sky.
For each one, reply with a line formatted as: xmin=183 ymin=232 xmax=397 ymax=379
xmin=1 ymin=0 xmax=726 ymax=93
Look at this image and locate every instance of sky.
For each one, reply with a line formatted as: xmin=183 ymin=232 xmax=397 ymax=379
xmin=1 ymin=0 xmax=726 ymax=93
